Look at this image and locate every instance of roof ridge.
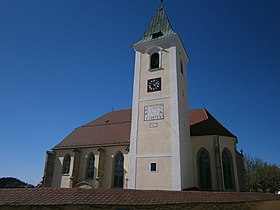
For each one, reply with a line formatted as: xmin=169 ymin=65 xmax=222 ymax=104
xmin=111 ymin=108 xmax=131 ymax=112
xmin=81 ymin=120 xmax=131 ymax=128
xmin=80 ymin=109 xmax=131 ymax=127
xmin=204 ymin=109 xmax=236 ymax=138
xmin=202 ymin=108 xmax=209 ymax=120
xmin=190 ymin=108 xmax=207 ymax=111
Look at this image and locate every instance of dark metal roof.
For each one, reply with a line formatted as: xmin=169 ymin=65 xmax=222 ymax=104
xmin=135 ymin=2 xmax=177 ymax=45
xmin=190 ymin=109 xmax=237 ymax=138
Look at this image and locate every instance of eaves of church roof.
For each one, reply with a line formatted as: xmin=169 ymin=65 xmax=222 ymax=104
xmin=135 ymin=2 xmax=177 ymax=45
xmin=53 ymin=108 xmax=236 ymax=150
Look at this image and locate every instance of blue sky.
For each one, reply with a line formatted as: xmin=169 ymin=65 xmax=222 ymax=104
xmin=0 ymin=0 xmax=279 ymax=185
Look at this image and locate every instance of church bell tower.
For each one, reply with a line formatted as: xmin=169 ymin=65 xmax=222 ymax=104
xmin=128 ymin=2 xmax=194 ymax=190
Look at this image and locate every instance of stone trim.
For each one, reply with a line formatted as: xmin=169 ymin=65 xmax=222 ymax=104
xmin=128 ymin=51 xmax=142 ymax=189
xmin=71 ymin=149 xmax=81 ymax=187
xmin=213 ymin=136 xmax=223 ymax=191
xmin=97 ymin=148 xmax=106 ymax=189
xmin=42 ymin=151 xmax=55 ymax=187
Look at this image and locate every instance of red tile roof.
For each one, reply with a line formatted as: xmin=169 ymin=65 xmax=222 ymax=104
xmin=189 ymin=108 xmax=208 ymax=125
xmin=0 ymin=188 xmax=279 ymax=207
xmin=190 ymin=109 xmax=236 ymax=138
xmin=54 ymin=110 xmax=131 ymax=149
xmin=54 ymin=108 xmax=235 ymax=150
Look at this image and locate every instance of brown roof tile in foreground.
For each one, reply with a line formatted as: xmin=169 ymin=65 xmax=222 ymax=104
xmin=54 ymin=108 xmax=235 ymax=150
xmin=0 ymin=188 xmax=279 ymax=207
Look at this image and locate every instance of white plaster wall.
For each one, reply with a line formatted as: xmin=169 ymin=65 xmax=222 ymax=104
xmin=139 ymin=49 xmax=170 ymax=99
xmin=130 ymin=43 xmax=176 ymax=190
xmin=191 ymin=135 xmax=239 ymax=191
xmin=52 ymin=146 xmax=128 ymax=189
xmin=136 ymin=157 xmax=172 ymax=190
xmin=101 ymin=146 xmax=129 ymax=189
xmin=219 ymin=136 xmax=240 ymax=191
xmin=129 ymin=35 xmax=193 ymax=190
xmin=137 ymin=98 xmax=171 ymax=155
xmin=52 ymin=149 xmax=74 ymax=188
xmin=75 ymin=148 xmax=99 ymax=188
xmin=191 ymin=136 xmax=218 ymax=190
xmin=173 ymin=43 xmax=193 ymax=190
xmin=128 ymin=51 xmax=141 ymax=189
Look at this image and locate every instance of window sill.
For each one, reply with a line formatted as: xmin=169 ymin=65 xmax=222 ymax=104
xmin=112 ymin=187 xmax=124 ymax=189
xmin=149 ymin=67 xmax=163 ymax=72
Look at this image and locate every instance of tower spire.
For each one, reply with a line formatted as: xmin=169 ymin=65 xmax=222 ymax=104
xmin=135 ymin=1 xmax=176 ymax=45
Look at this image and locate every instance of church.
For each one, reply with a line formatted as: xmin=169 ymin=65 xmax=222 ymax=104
xmin=43 ymin=2 xmax=245 ymax=192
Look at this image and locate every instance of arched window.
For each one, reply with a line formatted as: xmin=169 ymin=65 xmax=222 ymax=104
xmin=62 ymin=154 xmax=71 ymax=174
xmin=197 ymin=148 xmax=212 ymax=190
xmin=150 ymin=53 xmax=159 ymax=69
xmin=86 ymin=153 xmax=95 ymax=179
xmin=180 ymin=59 xmax=184 ymax=75
xmin=113 ymin=152 xmax=124 ymax=188
xmin=222 ymin=148 xmax=235 ymax=190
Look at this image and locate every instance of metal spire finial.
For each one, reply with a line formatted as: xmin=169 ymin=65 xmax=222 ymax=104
xmin=160 ymin=0 xmax=163 ymax=9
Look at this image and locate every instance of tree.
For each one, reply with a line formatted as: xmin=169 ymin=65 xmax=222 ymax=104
xmin=0 ymin=177 xmax=34 ymax=188
xmin=244 ymin=155 xmax=280 ymax=193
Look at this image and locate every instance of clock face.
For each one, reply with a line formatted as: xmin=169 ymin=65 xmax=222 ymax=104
xmin=144 ymin=104 xmax=164 ymax=121
xmin=147 ymin=78 xmax=161 ymax=92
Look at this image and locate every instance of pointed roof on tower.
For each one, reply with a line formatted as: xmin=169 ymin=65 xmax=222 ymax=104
xmin=136 ymin=1 xmax=177 ymax=45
